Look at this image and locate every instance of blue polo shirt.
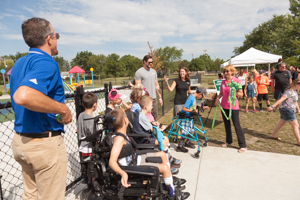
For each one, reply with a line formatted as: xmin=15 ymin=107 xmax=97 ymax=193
xmin=10 ymin=48 xmax=65 ymax=133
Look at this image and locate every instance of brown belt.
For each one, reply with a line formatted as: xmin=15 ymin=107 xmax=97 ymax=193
xmin=16 ymin=131 xmax=62 ymax=138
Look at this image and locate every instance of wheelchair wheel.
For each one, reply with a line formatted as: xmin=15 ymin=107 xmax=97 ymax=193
xmin=86 ymin=189 xmax=104 ymax=200
xmin=203 ymin=142 xmax=208 ymax=147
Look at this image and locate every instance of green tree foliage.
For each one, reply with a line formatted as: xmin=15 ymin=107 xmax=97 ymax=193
xmin=188 ymin=58 xmax=204 ymax=71
xmin=156 ymin=46 xmax=183 ymax=73
xmin=53 ymin=56 xmax=68 ymax=71
xmin=290 ymin=0 xmax=300 ymax=17
xmin=212 ymin=58 xmax=225 ymax=72
xmin=106 ymin=53 xmax=126 ymax=83
xmin=9 ymin=52 xmax=28 ymax=62
xmin=235 ymin=3 xmax=300 ymax=66
xmin=70 ymin=51 xmax=93 ymax=71
xmin=177 ymin=60 xmax=189 ymax=70
xmin=119 ymin=55 xmax=141 ymax=78
xmin=87 ymin=54 xmax=107 ymax=81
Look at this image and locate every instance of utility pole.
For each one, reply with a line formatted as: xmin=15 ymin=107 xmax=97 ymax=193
xmin=203 ymin=49 xmax=207 ymax=74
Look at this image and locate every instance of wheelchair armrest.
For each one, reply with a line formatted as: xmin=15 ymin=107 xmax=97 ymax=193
xmin=127 ymin=133 xmax=152 ymax=138
xmin=120 ymin=166 xmax=159 ymax=176
xmin=136 ymin=144 xmax=156 ymax=149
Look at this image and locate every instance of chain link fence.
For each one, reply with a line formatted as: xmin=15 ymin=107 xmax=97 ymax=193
xmin=0 ymin=82 xmax=172 ymax=199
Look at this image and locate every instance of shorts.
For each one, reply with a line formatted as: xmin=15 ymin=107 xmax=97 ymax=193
xmin=257 ymin=94 xmax=269 ymax=101
xmin=280 ymin=107 xmax=296 ymax=121
xmin=173 ymin=104 xmax=184 ymax=117
xmin=274 ymin=89 xmax=284 ymax=100
xmin=180 ymin=119 xmax=194 ymax=135
xmin=138 ymin=152 xmax=159 ymax=167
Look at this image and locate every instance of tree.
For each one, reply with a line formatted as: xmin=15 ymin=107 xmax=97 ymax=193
xmin=9 ymin=52 xmax=28 ymax=62
xmin=156 ymin=46 xmax=183 ymax=73
xmin=147 ymin=41 xmax=164 ymax=71
xmin=87 ymin=54 xmax=107 ymax=81
xmin=177 ymin=60 xmax=189 ymax=70
xmin=53 ymin=56 xmax=68 ymax=71
xmin=119 ymin=55 xmax=141 ymax=78
xmin=290 ymin=0 xmax=300 ymax=17
xmin=106 ymin=53 xmax=126 ymax=83
xmin=70 ymin=51 xmax=93 ymax=71
xmin=188 ymin=58 xmax=204 ymax=72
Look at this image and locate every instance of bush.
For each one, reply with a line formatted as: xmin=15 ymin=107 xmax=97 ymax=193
xmin=7 ymin=90 xmax=10 ymax=95
xmin=0 ymin=91 xmax=2 ymax=96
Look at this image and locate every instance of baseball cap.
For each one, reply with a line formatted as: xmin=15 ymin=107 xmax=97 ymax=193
xmin=108 ymin=89 xmax=126 ymax=100
xmin=196 ymin=87 xmax=208 ymax=98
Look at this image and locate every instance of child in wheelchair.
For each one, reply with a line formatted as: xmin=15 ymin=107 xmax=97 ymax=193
xmin=109 ymin=108 xmax=190 ymax=199
xmin=176 ymin=87 xmax=209 ymax=153
xmin=132 ymin=95 xmax=182 ymax=172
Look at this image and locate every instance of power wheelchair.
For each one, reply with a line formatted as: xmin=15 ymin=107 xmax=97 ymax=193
xmin=79 ymin=114 xmax=189 ymax=200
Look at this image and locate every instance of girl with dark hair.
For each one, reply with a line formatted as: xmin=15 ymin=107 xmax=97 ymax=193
xmin=267 ymin=78 xmax=300 ymax=145
xmin=164 ymin=67 xmax=192 ymax=152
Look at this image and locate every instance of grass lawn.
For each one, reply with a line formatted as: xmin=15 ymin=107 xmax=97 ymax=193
xmin=158 ymin=75 xmax=300 ymax=156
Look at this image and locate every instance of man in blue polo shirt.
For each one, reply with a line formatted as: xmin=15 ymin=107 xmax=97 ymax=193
xmin=10 ymin=17 xmax=72 ymax=200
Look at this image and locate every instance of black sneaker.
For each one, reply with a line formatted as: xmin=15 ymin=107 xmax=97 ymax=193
xmin=173 ymin=176 xmax=186 ymax=186
xmin=176 ymin=146 xmax=189 ymax=153
xmin=184 ymin=142 xmax=196 ymax=149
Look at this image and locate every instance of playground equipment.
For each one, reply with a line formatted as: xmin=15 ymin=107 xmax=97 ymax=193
xmin=63 ymin=82 xmax=75 ymax=93
xmin=68 ymin=66 xmax=94 ymax=88
xmin=168 ymin=100 xmax=208 ymax=158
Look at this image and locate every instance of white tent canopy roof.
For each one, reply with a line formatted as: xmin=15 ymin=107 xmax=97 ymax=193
xmin=229 ymin=47 xmax=282 ymax=65
xmin=220 ymin=61 xmax=255 ymax=68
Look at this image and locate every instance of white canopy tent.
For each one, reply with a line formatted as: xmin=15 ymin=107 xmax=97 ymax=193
xmin=220 ymin=61 xmax=255 ymax=72
xmin=228 ymin=47 xmax=282 ymax=71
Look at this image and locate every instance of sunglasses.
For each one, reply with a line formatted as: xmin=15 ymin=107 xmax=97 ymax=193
xmin=224 ymin=70 xmax=230 ymax=73
xmin=148 ymin=61 xmax=153 ymax=64
xmin=48 ymin=33 xmax=60 ymax=40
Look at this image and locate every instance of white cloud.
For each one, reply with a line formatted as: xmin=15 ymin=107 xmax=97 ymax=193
xmin=0 ymin=0 xmax=291 ymax=60
xmin=1 ymin=34 xmax=23 ymax=40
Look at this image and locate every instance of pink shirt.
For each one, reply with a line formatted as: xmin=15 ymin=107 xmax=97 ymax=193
xmin=146 ymin=113 xmax=155 ymax=122
xmin=220 ymin=77 xmax=241 ymax=110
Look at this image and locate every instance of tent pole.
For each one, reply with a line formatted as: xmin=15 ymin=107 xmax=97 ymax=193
xmin=268 ymin=63 xmax=270 ymax=72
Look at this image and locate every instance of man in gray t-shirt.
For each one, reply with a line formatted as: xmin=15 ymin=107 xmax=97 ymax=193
xmin=135 ymin=55 xmax=163 ymax=119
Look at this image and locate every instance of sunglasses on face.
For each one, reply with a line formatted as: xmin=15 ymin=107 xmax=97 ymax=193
xmin=48 ymin=33 xmax=60 ymax=39
xmin=224 ymin=70 xmax=230 ymax=73
xmin=148 ymin=61 xmax=153 ymax=64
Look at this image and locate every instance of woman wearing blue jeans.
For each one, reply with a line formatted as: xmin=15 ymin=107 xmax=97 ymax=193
xmin=267 ymin=78 xmax=300 ymax=146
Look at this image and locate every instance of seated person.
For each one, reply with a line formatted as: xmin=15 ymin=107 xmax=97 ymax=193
xmin=132 ymin=95 xmax=181 ymax=171
xmin=176 ymin=87 xmax=209 ymax=153
xmin=109 ymin=109 xmax=177 ymax=197
xmin=77 ymin=92 xmax=98 ymax=157
xmin=106 ymin=89 xmax=130 ymax=114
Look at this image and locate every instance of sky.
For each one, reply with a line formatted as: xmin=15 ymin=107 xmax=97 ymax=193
xmin=0 ymin=0 xmax=291 ymax=63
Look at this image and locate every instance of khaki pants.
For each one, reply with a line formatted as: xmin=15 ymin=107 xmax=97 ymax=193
xmin=12 ymin=133 xmax=68 ymax=200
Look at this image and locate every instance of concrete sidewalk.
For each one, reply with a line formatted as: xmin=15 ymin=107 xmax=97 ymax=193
xmin=171 ymin=144 xmax=300 ymax=200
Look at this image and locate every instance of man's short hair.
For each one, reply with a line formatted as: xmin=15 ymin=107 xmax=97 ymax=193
xmin=110 ymin=108 xmax=126 ymax=130
xmin=143 ymin=55 xmax=152 ymax=63
xmin=22 ymin=17 xmax=52 ymax=47
xmin=139 ymin=95 xmax=153 ymax=109
xmin=82 ymin=92 xmax=98 ymax=109
xmin=278 ymin=62 xmax=286 ymax=69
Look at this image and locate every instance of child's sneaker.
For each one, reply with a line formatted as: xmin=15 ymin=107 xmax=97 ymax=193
xmin=166 ymin=185 xmax=174 ymax=197
xmin=253 ymin=109 xmax=257 ymax=113
xmin=245 ymin=109 xmax=248 ymax=113
xmin=171 ymin=167 xmax=179 ymax=174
